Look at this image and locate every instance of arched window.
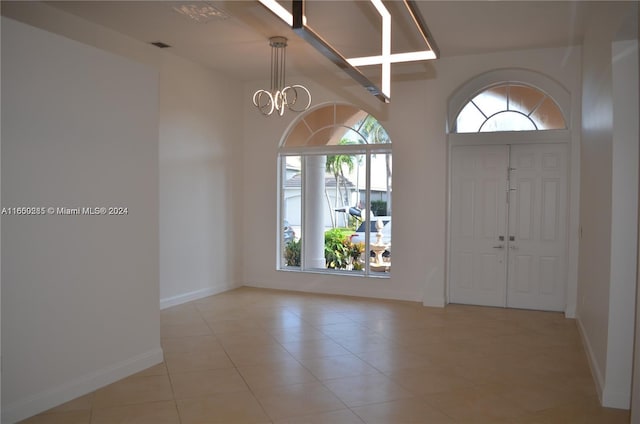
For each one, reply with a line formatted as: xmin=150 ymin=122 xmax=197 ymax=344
xmin=455 ymin=83 xmax=566 ymax=133
xmin=279 ymin=103 xmax=392 ymax=276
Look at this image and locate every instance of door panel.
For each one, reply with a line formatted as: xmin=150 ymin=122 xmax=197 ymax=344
xmin=449 ymin=145 xmax=509 ymax=307
xmin=507 ymin=144 xmax=567 ymax=311
xmin=449 ymin=143 xmax=568 ymax=311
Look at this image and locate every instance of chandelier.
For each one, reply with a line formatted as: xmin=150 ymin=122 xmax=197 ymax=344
xmin=252 ymin=36 xmax=311 ymax=117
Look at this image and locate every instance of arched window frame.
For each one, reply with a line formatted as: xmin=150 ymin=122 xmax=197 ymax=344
xmin=455 ymin=83 xmax=566 ymax=133
xmin=277 ymin=102 xmax=392 ymax=277
xmin=448 ymin=69 xmax=572 ymax=136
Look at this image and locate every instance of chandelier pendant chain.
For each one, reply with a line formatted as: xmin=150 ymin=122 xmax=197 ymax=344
xmin=253 ymin=36 xmax=311 ymax=117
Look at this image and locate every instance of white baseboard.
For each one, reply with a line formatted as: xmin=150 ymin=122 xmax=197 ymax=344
xmin=160 ymin=285 xmax=237 ymax=310
xmin=602 ymin=386 xmax=631 ymax=410
xmin=577 ymin=321 xmax=630 ymax=409
xmin=3 ymin=347 xmax=164 ymax=424
xmin=564 ymin=303 xmax=576 ymax=318
xmin=243 ymin=281 xmax=419 ymax=303
xmin=576 ymin=317 xmax=605 ymax=402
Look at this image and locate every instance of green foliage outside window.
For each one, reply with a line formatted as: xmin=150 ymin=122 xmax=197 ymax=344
xmin=284 ymin=239 xmax=301 ymax=267
xmin=284 ymin=231 xmax=363 ymax=271
xmin=324 ymin=228 xmax=364 ymax=270
xmin=370 ymin=200 xmax=387 ymax=216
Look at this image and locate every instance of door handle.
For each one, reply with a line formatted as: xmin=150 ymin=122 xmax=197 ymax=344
xmin=509 ymin=245 xmax=518 ymax=250
xmin=492 ymin=245 xmax=505 ymax=249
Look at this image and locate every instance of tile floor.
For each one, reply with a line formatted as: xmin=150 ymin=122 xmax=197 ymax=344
xmin=22 ymin=287 xmax=630 ymax=424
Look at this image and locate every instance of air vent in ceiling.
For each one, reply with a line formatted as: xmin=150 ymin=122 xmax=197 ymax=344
xmin=150 ymin=41 xmax=172 ymax=49
xmin=172 ymin=2 xmax=230 ymax=23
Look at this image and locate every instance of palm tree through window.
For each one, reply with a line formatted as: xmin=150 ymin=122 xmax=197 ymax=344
xmin=279 ymin=104 xmax=392 ymax=276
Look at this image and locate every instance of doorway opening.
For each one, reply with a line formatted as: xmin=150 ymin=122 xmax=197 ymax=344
xmin=447 ymin=72 xmax=572 ymax=312
xmin=449 ymin=143 xmax=567 ymax=311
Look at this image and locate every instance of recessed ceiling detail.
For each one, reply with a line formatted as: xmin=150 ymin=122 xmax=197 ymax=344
xmin=171 ymin=2 xmax=229 ymax=23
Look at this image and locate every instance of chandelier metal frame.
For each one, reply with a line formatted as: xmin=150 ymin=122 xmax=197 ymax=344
xmin=252 ymin=36 xmax=312 ymax=116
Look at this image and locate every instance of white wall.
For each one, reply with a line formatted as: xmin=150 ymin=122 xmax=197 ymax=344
xmin=578 ymin=5 xmax=615 ymax=394
xmin=1 ymin=13 xmax=3 ymax=417
xmin=1 ymin=17 xmax=161 ymax=423
xmin=241 ymin=45 xmax=581 ymax=306
xmin=2 ymin=0 xmax=245 ymax=310
xmin=1 ymin=3 xmax=245 ymax=421
xmin=159 ymin=53 xmax=244 ymax=308
xmin=577 ymin=1 xmax=639 ymax=410
xmin=607 ymin=36 xmax=639 ymax=410
xmin=633 ymin=7 xmax=640 ymax=419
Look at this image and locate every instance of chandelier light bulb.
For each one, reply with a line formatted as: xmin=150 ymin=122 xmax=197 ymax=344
xmin=253 ymin=37 xmax=311 ymax=117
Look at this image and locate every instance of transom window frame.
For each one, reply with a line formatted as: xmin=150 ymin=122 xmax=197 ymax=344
xmin=455 ymin=82 xmax=567 ymax=133
xmin=447 ymin=69 xmax=572 ymax=139
xmin=277 ymin=102 xmax=392 ymax=277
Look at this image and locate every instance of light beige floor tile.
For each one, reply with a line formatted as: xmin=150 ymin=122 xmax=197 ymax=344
xmin=298 ymin=354 xmax=380 ymax=381
xmin=351 ymin=397 xmax=456 ymax=424
xmin=423 ymin=384 xmax=528 ymax=423
xmin=516 ymin=396 xmax=630 ymax=424
xmin=316 ymin=323 xmax=376 ymax=339
xmin=382 ymin=327 xmax=448 ymax=347
xmin=280 ymin=338 xmax=351 ymax=360
xmin=206 ymin=318 xmax=264 ymax=334
xmin=253 ymin=311 xmax=306 ymax=330
xmin=193 ymin=297 xmax=246 ymax=313
xmin=267 ymin=325 xmax=328 ymax=343
xmin=132 ymin=362 xmax=168 ymax=377
xmin=298 ymin=312 xmax=355 ymax=326
xmin=160 ymin=334 xmax=221 ymax=354
xmin=253 ymin=382 xmax=346 ymax=420
xmin=92 ymin=375 xmax=174 ymax=409
xmin=274 ymin=408 xmax=364 ymax=424
xmin=350 ymin=310 xmax=420 ymax=325
xmin=215 ymin=329 xmax=279 ymax=348
xmin=323 ymin=372 xmax=414 ymax=407
xmin=526 ymin=351 xmax=592 ymax=379
xmin=493 ymin=379 xmax=589 ymax=412
xmin=160 ymin=321 xmax=213 ymax=339
xmin=427 ymin=350 xmax=532 ymax=385
xmin=176 ymin=391 xmax=271 ymax=424
xmin=355 ymin=348 xmax=433 ymax=373
xmin=557 ymin=375 xmax=600 ymax=399
xmin=396 ymin=363 xmax=481 ymax=396
xmin=164 ymin=349 xmax=234 ymax=373
xmin=198 ymin=308 xmax=249 ymax=322
xmin=238 ymin=359 xmax=318 ymax=390
xmin=20 ymin=288 xmax=617 ymax=424
xmin=160 ymin=305 xmax=206 ymax=326
xmin=331 ymin=333 xmax=393 ymax=354
xmin=225 ymin=343 xmax=297 ymax=367
xmin=90 ymin=400 xmax=180 ymax=424
xmin=19 ymin=410 xmax=91 ymax=424
xmin=170 ymin=367 xmax=249 ymax=399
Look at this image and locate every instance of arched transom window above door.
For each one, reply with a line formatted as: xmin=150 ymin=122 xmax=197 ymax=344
xmin=455 ymin=83 xmax=566 ymax=133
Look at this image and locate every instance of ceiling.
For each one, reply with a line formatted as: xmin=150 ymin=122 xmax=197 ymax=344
xmin=42 ymin=1 xmax=595 ymax=83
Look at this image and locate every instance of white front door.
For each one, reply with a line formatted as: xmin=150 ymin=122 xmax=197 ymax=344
xmin=449 ymin=145 xmax=509 ymax=307
xmin=506 ymin=144 xmax=567 ymax=311
xmin=449 ymin=143 xmax=567 ymax=311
